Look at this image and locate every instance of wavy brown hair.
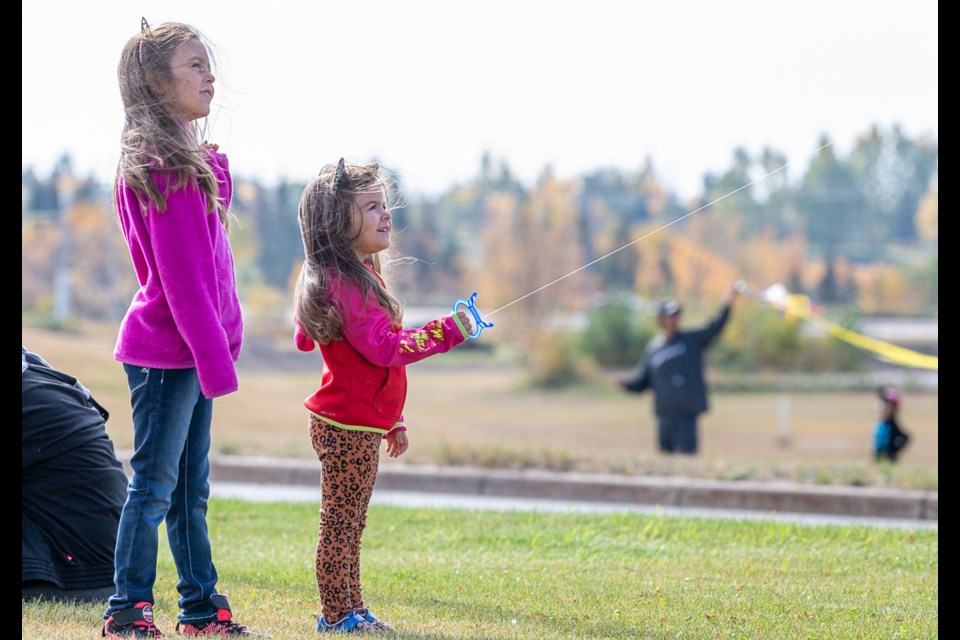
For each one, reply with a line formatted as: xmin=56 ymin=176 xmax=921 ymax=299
xmin=115 ymin=20 xmax=227 ymax=226
xmin=294 ymin=160 xmax=404 ymax=344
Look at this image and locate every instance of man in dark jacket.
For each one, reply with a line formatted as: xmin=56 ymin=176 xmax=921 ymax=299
xmin=619 ymin=283 xmax=741 ymax=454
xmin=22 ymin=346 xmax=129 ymax=602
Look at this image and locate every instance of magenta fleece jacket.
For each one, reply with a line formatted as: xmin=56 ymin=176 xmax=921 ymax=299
xmin=113 ymin=150 xmax=243 ymax=399
xmin=295 ymin=270 xmax=468 ymax=433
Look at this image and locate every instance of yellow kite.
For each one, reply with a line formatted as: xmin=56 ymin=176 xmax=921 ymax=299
xmin=758 ymin=284 xmax=938 ymax=372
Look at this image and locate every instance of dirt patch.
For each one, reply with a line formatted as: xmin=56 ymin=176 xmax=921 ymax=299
xmin=23 ymin=323 xmax=939 ymax=490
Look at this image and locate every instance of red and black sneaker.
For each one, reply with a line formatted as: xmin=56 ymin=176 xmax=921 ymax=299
xmin=175 ymin=594 xmax=266 ymax=637
xmin=102 ymin=602 xmax=165 ymax=638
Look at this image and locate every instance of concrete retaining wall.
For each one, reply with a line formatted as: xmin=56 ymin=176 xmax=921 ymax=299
xmin=168 ymin=454 xmax=936 ymax=522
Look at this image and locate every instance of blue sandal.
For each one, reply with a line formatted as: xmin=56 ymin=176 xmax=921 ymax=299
xmin=314 ymin=612 xmax=374 ymax=633
xmin=353 ymin=608 xmax=395 ymax=633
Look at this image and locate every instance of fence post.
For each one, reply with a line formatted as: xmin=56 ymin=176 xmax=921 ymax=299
xmin=778 ymin=393 xmax=792 ymax=446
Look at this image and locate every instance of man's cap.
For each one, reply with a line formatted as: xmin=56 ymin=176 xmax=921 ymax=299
xmin=658 ymin=299 xmax=682 ymax=317
xmin=878 ymin=387 xmax=901 ymax=409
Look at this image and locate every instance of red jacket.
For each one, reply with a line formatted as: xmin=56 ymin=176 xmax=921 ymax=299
xmin=295 ymin=274 xmax=468 ymax=435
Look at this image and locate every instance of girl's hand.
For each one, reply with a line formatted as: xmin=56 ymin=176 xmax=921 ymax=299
xmin=202 ymin=140 xmax=220 ymax=152
xmin=385 ymin=429 xmax=408 ymax=458
xmin=456 ymin=310 xmax=475 ymax=336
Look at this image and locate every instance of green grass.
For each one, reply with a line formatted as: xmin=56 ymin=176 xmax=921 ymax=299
xmin=23 ymin=499 xmax=938 ymax=639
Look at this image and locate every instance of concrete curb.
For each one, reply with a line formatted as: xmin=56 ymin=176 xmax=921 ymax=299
xmin=116 ymin=452 xmax=938 ymax=523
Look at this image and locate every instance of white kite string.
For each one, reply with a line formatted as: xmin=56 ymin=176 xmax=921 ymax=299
xmin=484 ymin=142 xmax=830 ymax=318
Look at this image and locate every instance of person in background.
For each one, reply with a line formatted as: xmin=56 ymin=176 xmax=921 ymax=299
xmin=618 ymin=282 xmax=742 ymax=455
xmin=874 ymin=387 xmax=911 ymax=462
xmin=22 ymin=346 xmax=128 ymax=603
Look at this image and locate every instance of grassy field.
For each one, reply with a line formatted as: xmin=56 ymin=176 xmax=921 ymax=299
xmin=22 ymin=322 xmax=938 ymax=490
xmin=22 ymin=499 xmax=938 ymax=640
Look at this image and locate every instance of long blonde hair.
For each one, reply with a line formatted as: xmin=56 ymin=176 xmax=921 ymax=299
xmin=294 ymin=159 xmax=404 ymax=343
xmin=115 ymin=20 xmax=227 ymax=226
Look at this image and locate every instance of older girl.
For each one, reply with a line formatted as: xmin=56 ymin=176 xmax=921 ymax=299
xmin=102 ymin=19 xmax=258 ymax=638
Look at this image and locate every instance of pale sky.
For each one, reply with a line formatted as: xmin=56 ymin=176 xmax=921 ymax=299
xmin=22 ymin=0 xmax=938 ymax=200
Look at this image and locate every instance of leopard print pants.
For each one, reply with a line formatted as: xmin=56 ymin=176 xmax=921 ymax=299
xmin=310 ymin=415 xmax=382 ymax=623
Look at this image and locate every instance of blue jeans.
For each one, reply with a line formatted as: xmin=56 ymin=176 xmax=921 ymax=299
xmin=106 ymin=365 xmax=220 ymax=623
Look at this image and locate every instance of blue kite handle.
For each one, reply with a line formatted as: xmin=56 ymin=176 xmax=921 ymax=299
xmin=453 ymin=291 xmax=493 ymax=339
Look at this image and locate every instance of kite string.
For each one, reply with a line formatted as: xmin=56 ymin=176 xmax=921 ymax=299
xmin=484 ymin=144 xmax=829 ymax=318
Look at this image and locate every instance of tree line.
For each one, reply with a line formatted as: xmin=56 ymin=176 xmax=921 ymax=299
xmin=22 ymin=124 xmax=938 ymax=358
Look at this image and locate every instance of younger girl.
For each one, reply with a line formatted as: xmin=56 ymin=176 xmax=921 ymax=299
xmin=294 ymin=159 xmax=478 ymax=633
xmin=102 ymin=20 xmax=257 ymax=638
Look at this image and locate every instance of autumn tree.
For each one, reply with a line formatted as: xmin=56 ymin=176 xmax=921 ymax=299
xmin=479 ymin=171 xmax=590 ymax=342
xmin=848 ymin=124 xmax=938 ymax=252
xmin=757 ymin=146 xmax=798 ymax=239
xmin=22 ymin=219 xmax=59 ymax=314
xmin=702 ymin=146 xmax=764 ymax=239
xmin=65 ymin=202 xmax=131 ymax=319
xmin=797 ymin=135 xmax=863 ymax=303
xmin=243 ymin=180 xmax=305 ymax=290
xmin=391 ymin=195 xmax=467 ymax=306
xmin=915 ymin=182 xmax=938 ymax=244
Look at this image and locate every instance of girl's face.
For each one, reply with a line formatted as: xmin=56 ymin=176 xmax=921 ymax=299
xmin=879 ymin=399 xmax=894 ymax=419
xmin=167 ymin=38 xmax=215 ymax=122
xmin=350 ymin=188 xmax=392 ymax=259
xmin=658 ymin=312 xmax=681 ymax=337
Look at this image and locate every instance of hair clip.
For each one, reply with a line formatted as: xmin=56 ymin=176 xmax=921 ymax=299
xmin=332 ymin=157 xmax=345 ymax=193
xmin=138 ymin=17 xmax=151 ymax=66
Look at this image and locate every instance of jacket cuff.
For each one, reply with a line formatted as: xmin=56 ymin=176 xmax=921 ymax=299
xmin=383 ymin=425 xmax=407 ymax=439
xmin=451 ymin=312 xmax=469 ymax=339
